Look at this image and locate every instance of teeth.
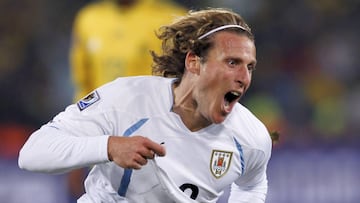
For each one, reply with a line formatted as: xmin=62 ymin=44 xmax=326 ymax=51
xmin=231 ymin=91 xmax=240 ymax=96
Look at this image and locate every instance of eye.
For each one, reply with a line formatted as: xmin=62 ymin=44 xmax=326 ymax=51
xmin=227 ymin=59 xmax=238 ymax=67
xmin=247 ymin=64 xmax=256 ymax=72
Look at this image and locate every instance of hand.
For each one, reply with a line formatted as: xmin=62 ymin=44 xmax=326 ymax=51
xmin=107 ymin=136 xmax=166 ymax=169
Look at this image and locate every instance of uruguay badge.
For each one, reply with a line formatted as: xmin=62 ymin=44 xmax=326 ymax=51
xmin=210 ymin=150 xmax=233 ymax=178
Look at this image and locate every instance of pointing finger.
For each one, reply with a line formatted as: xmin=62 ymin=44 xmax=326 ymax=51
xmin=144 ymin=139 xmax=166 ymax=157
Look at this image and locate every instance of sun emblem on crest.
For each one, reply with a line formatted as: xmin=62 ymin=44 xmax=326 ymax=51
xmin=210 ymin=150 xmax=233 ymax=178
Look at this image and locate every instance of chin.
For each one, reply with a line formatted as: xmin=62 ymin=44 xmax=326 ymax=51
xmin=211 ymin=115 xmax=227 ymax=124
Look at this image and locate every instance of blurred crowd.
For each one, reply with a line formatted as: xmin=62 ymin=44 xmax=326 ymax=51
xmin=234 ymin=0 xmax=360 ymax=149
xmin=0 ymin=0 xmax=359 ymax=202
xmin=0 ymin=0 xmax=85 ymax=160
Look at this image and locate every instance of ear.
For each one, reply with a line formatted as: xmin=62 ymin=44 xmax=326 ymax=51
xmin=185 ymin=52 xmax=200 ymax=75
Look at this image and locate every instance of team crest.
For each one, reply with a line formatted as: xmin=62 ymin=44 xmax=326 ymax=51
xmin=77 ymin=91 xmax=100 ymax=111
xmin=210 ymin=150 xmax=233 ymax=178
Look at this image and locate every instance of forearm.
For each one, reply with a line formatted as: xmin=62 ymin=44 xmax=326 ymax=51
xmin=18 ymin=126 xmax=109 ymax=174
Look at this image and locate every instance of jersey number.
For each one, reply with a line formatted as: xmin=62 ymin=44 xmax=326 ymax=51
xmin=179 ymin=183 xmax=199 ymax=200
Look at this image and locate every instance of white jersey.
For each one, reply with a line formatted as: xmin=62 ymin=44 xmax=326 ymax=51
xmin=19 ymin=76 xmax=272 ymax=203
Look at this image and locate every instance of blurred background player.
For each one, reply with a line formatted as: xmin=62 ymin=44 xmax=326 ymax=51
xmin=68 ymin=0 xmax=186 ymax=201
xmin=71 ymin=0 xmax=186 ymax=100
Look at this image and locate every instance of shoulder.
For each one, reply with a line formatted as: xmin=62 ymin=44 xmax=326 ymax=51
xmin=101 ymin=75 xmax=173 ymax=92
xmin=78 ymin=76 xmax=174 ymax=114
xmin=225 ymin=103 xmax=272 ymax=156
xmin=75 ymin=1 xmax=115 ymax=23
xmin=141 ymin=0 xmax=186 ymax=19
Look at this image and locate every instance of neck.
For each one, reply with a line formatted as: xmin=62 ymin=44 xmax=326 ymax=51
xmin=172 ymin=82 xmax=211 ymax=132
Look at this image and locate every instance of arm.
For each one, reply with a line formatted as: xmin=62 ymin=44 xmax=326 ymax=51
xmin=229 ymin=132 xmax=272 ymax=203
xmin=18 ymin=125 xmax=109 ymax=174
xmin=18 ymin=98 xmax=166 ymax=173
xmin=18 ymin=104 xmax=110 ymax=174
xmin=228 ymin=149 xmax=270 ymax=203
xmin=18 ymin=126 xmax=166 ymax=174
xmin=228 ymin=169 xmax=268 ymax=203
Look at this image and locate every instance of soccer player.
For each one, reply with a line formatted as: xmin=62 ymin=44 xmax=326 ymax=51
xmin=19 ymin=8 xmax=272 ymax=203
xmin=71 ymin=0 xmax=186 ymax=100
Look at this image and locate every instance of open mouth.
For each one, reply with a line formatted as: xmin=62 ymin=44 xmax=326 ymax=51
xmin=223 ymin=91 xmax=241 ymax=113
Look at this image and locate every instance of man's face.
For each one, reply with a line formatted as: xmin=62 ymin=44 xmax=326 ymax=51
xmin=195 ymin=32 xmax=257 ymax=124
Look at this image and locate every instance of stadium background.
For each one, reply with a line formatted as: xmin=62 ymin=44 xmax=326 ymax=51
xmin=0 ymin=0 xmax=359 ymax=202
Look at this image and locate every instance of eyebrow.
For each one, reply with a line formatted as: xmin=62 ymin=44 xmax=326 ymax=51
xmin=225 ymin=55 xmax=257 ymax=65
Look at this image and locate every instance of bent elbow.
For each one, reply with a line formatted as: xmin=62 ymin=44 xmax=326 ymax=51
xmin=17 ymin=128 xmax=74 ymax=174
xmin=18 ymin=143 xmax=35 ymax=171
xmin=18 ymin=150 xmax=27 ymax=170
xmin=18 ymin=144 xmax=57 ymax=173
xmin=17 ymin=132 xmax=48 ymax=172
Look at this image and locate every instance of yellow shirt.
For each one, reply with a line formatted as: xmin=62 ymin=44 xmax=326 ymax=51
xmin=70 ymin=0 xmax=186 ymax=100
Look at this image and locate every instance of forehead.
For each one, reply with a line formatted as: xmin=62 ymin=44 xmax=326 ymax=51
xmin=211 ymin=31 xmax=256 ymax=58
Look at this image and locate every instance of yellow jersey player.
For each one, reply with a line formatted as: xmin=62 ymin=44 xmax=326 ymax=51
xmin=70 ymin=0 xmax=186 ymax=100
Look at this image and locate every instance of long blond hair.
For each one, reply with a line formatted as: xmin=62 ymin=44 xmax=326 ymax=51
xmin=151 ymin=8 xmax=254 ymax=80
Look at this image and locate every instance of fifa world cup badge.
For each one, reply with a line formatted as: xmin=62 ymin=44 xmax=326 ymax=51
xmin=210 ymin=150 xmax=233 ymax=178
xmin=77 ymin=91 xmax=100 ymax=111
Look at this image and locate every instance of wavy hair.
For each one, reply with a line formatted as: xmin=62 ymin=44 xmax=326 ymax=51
xmin=151 ymin=8 xmax=254 ymax=80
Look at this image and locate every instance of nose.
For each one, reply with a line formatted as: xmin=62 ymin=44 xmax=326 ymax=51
xmin=236 ymin=65 xmax=251 ymax=89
